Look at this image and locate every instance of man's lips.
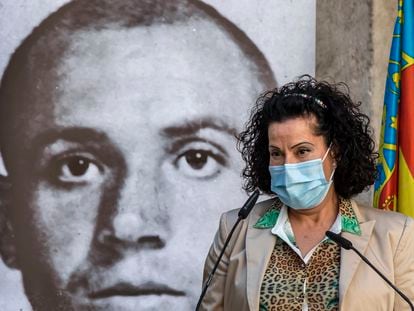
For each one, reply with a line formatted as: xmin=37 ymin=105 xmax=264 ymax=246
xmin=88 ymin=282 xmax=186 ymax=299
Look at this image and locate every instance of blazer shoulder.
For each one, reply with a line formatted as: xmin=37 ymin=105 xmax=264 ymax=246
xmin=357 ymin=202 xmax=412 ymax=224
xmin=354 ymin=200 xmax=414 ymax=236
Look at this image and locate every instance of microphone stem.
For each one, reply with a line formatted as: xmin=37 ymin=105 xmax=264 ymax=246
xmin=195 ymin=216 xmax=242 ymax=311
xmin=352 ymin=246 xmax=414 ymax=310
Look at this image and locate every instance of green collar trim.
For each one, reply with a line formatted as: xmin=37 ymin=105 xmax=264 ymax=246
xmin=341 ymin=216 xmax=361 ymax=235
xmin=253 ymin=208 xmax=280 ymax=229
xmin=340 ymin=199 xmax=361 ymax=235
xmin=253 ymin=198 xmax=361 ymax=235
xmin=253 ymin=199 xmax=283 ymax=229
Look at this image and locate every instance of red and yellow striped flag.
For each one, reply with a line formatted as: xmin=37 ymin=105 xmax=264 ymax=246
xmin=374 ymin=0 xmax=414 ymax=217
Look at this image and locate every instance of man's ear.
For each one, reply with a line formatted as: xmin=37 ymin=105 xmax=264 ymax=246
xmin=0 ymin=175 xmax=19 ymax=269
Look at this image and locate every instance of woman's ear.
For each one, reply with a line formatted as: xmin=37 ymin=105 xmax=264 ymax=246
xmin=330 ymin=141 xmax=340 ymax=162
xmin=0 ymin=176 xmax=19 ymax=269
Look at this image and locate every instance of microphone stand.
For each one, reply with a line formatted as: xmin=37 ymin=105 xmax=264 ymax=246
xmin=195 ymin=190 xmax=260 ymax=311
xmin=326 ymin=231 xmax=414 ymax=310
xmin=350 ymin=245 xmax=414 ymax=310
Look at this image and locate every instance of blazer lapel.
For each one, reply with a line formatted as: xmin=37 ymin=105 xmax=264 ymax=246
xmin=245 ymin=216 xmax=277 ymax=310
xmin=339 ymin=218 xmax=376 ymax=307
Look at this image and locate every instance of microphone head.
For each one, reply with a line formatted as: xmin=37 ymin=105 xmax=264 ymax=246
xmin=326 ymin=231 xmax=353 ymax=250
xmin=238 ymin=189 xmax=260 ymax=219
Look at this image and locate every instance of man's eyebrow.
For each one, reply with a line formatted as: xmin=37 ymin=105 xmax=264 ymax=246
xmin=32 ymin=127 xmax=111 ymax=148
xmin=161 ymin=118 xmax=238 ymax=137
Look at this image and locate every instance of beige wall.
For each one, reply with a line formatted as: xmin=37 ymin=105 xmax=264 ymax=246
xmin=316 ymin=0 xmax=396 ymax=206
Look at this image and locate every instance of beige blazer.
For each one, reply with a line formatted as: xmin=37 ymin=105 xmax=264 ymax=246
xmin=200 ymin=199 xmax=414 ymax=311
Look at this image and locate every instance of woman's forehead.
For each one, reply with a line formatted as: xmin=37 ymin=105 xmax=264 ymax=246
xmin=267 ymin=116 xmax=325 ymax=146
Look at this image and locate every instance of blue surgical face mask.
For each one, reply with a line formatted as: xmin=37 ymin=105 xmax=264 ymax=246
xmin=269 ymin=146 xmax=335 ymax=210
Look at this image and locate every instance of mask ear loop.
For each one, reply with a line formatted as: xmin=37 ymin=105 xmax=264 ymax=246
xmin=328 ymin=164 xmax=336 ymax=181
xmin=322 ymin=143 xmax=336 ymax=181
xmin=322 ymin=143 xmax=333 ymax=161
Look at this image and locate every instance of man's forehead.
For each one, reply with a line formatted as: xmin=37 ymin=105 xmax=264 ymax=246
xmin=0 ymin=2 xmax=274 ymax=119
xmin=63 ymin=18 xmax=251 ymax=61
xmin=49 ymin=18 xmax=262 ymax=113
xmin=3 ymin=21 xmax=258 ymax=153
xmin=59 ymin=19 xmax=259 ymax=80
xmin=0 ymin=7 xmax=269 ymax=161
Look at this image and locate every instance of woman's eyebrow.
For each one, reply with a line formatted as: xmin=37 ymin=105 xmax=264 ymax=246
xmin=268 ymin=145 xmax=280 ymax=150
xmin=268 ymin=142 xmax=313 ymax=150
xmin=161 ymin=117 xmax=237 ymax=138
xmin=290 ymin=141 xmax=314 ymax=149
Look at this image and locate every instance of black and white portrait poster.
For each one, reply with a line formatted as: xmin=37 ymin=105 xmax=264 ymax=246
xmin=0 ymin=0 xmax=315 ymax=309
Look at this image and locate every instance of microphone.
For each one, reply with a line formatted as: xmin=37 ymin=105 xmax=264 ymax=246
xmin=325 ymin=231 xmax=353 ymax=249
xmin=326 ymin=231 xmax=414 ymax=310
xmin=238 ymin=189 xmax=260 ymax=219
xmin=195 ymin=189 xmax=260 ymax=311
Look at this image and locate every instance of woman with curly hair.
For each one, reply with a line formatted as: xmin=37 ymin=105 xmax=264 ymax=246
xmin=200 ymin=76 xmax=414 ymax=311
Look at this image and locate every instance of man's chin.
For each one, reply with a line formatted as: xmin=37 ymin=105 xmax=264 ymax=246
xmin=27 ymin=291 xmax=75 ymax=311
xmin=71 ymin=295 xmax=193 ymax=311
xmin=27 ymin=288 xmax=194 ymax=310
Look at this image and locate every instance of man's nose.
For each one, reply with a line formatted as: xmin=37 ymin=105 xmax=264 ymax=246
xmin=92 ymin=170 xmax=170 ymax=264
xmin=110 ymin=212 xmax=167 ymax=248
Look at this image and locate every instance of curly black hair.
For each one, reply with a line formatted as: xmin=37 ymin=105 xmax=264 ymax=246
xmin=237 ymin=75 xmax=378 ymax=199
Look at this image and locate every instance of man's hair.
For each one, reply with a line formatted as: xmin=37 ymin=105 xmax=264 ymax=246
xmin=0 ymin=0 xmax=275 ymax=164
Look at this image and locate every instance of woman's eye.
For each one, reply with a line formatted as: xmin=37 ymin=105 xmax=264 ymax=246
xmin=174 ymin=148 xmax=227 ymax=179
xmin=53 ymin=156 xmax=102 ymax=184
xmin=270 ymin=150 xmax=281 ymax=157
xmin=297 ymin=149 xmax=310 ymax=156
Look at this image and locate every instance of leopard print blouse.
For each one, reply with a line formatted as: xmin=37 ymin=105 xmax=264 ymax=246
xmin=255 ymin=198 xmax=360 ymax=311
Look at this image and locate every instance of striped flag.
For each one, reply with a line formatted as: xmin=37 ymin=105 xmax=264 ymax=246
xmin=374 ymin=0 xmax=414 ymax=217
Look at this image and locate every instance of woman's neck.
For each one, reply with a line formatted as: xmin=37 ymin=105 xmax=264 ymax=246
xmin=288 ymin=188 xmax=339 ymax=229
xmin=287 ymin=188 xmax=339 ymax=256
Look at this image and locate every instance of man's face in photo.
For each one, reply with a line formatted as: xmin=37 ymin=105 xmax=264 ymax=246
xmin=1 ymin=17 xmax=266 ymax=310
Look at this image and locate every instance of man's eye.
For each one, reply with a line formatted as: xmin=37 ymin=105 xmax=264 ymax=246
xmin=54 ymin=156 xmax=102 ymax=183
xmin=174 ymin=149 xmax=227 ymax=179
